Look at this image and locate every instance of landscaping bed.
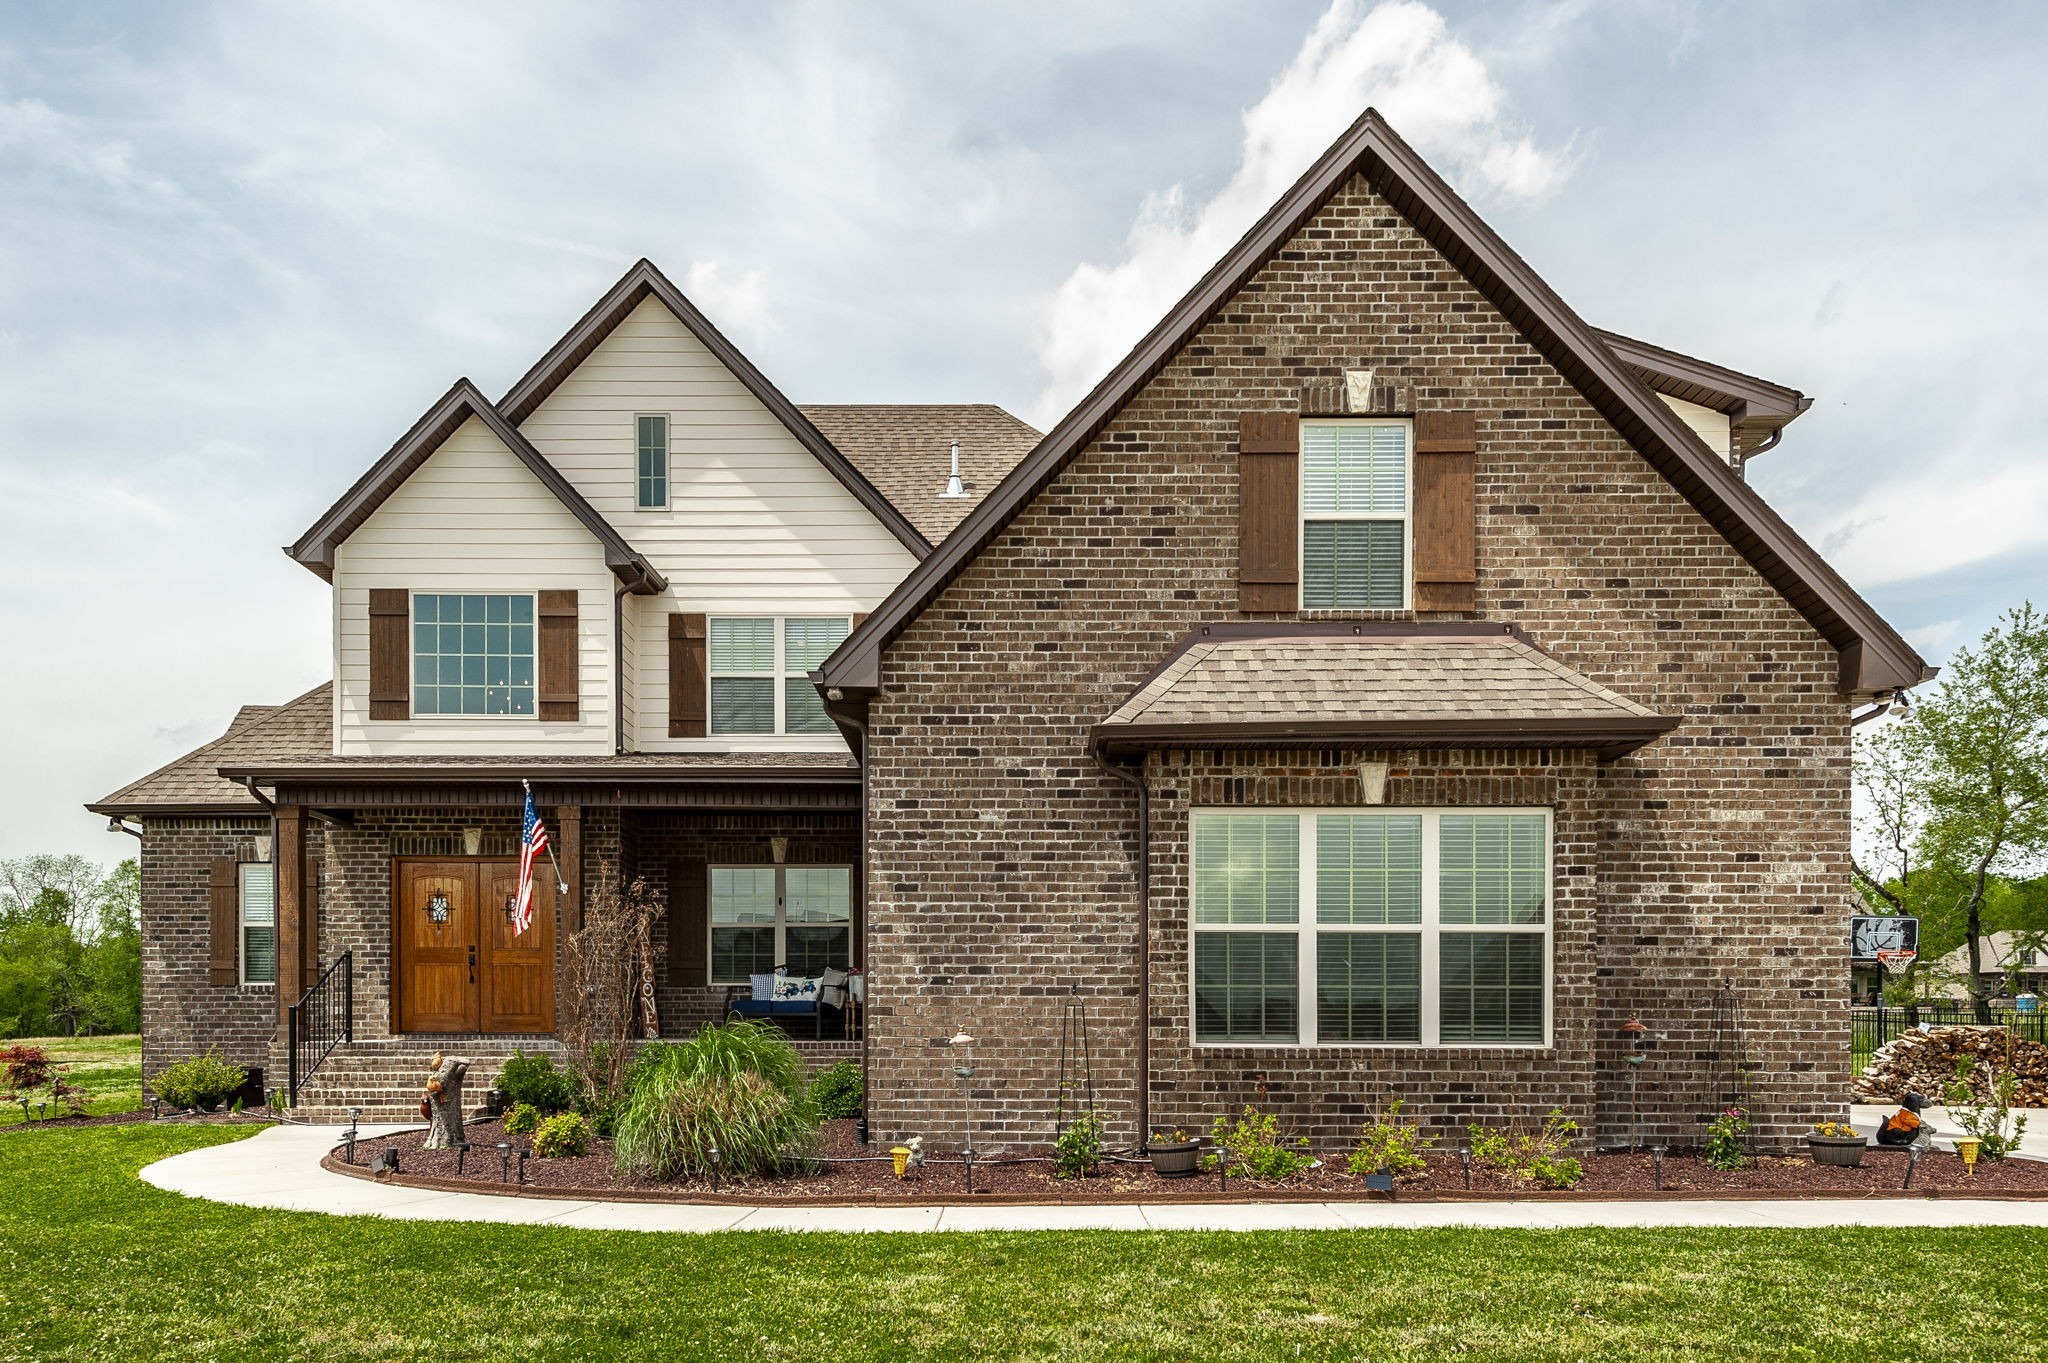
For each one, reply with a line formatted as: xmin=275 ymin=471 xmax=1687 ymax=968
xmin=330 ymin=1117 xmax=2048 ymax=1203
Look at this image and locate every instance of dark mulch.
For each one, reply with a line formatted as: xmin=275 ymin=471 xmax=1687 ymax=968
xmin=338 ymin=1118 xmax=2048 ymax=1202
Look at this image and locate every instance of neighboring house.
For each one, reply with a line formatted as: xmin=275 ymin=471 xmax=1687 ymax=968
xmin=1925 ymin=933 xmax=2048 ymax=1000
xmin=93 ymin=110 xmax=1923 ymax=1149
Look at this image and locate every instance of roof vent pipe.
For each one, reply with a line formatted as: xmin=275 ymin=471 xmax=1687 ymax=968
xmin=938 ymin=440 xmax=967 ymax=499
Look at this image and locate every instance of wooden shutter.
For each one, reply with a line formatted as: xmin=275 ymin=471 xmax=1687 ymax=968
xmin=1413 ymin=411 xmax=1477 ymax=612
xmin=367 ymin=589 xmax=410 ymax=720
xmin=537 ymin=590 xmax=579 ymax=722
xmin=668 ymin=612 xmax=707 ymax=738
xmin=1238 ymin=413 xmax=1300 ymax=613
xmin=668 ymin=858 xmax=708 ymax=987
xmin=208 ymin=857 xmax=238 ymax=986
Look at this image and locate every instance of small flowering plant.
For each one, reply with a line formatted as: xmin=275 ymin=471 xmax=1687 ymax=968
xmin=1810 ymin=1120 xmax=1859 ymax=1140
xmin=1704 ymin=1105 xmax=1748 ymax=1171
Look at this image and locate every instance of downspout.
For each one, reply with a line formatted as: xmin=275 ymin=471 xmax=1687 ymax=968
xmin=237 ymin=776 xmax=276 ymax=810
xmin=105 ymin=817 xmax=143 ymax=840
xmin=614 ymin=580 xmax=632 ymax=755
xmin=1092 ymin=747 xmax=1150 ymax=1145
xmin=833 ymin=698 xmax=874 ymax=1145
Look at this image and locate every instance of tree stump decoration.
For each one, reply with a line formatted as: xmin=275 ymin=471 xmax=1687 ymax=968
xmin=422 ymin=1051 xmax=471 ymax=1150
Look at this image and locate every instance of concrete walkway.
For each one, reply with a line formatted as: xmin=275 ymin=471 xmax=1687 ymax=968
xmin=137 ymin=1122 xmax=2048 ymax=1233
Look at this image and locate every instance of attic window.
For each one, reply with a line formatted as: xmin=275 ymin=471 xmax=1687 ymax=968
xmin=637 ymin=414 xmax=669 ymax=509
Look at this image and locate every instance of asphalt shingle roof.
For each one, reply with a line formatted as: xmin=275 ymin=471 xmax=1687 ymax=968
xmin=90 ymin=683 xmax=333 ymax=814
xmin=799 ymin=404 xmax=1040 ymax=544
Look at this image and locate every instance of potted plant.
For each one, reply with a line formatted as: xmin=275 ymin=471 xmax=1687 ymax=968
xmin=1145 ymin=1128 xmax=1203 ymax=1178
xmin=1807 ymin=1119 xmax=1866 ymax=1167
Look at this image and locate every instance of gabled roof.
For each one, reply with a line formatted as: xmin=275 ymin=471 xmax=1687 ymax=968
xmin=1596 ymin=329 xmax=1811 ymax=461
xmin=286 ymin=380 xmax=666 ymax=593
xmin=818 ymin=109 xmax=1927 ymax=700
xmin=1092 ymin=623 xmax=1677 ymax=762
xmin=88 ymin=683 xmax=332 ymax=816
xmin=496 ymin=259 xmax=933 ymax=558
xmin=798 ymin=404 xmax=1041 ymax=543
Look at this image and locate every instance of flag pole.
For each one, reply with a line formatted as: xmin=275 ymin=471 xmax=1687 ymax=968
xmin=524 ymin=779 xmax=570 ymax=895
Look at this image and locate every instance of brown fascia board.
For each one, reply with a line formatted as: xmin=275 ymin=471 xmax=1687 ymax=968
xmin=1594 ymin=329 xmax=1809 ymax=422
xmin=816 ymin=108 xmax=1926 ymax=700
xmin=495 ymin=258 xmax=934 ymax=559
xmin=285 ymin=379 xmax=667 ymax=593
xmin=85 ymin=799 xmax=265 ymax=819
xmin=217 ymin=763 xmax=856 ymax=785
xmin=1092 ymin=714 xmax=1680 ymax=763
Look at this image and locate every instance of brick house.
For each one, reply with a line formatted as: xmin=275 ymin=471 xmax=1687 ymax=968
xmin=94 ymin=110 xmax=1924 ymax=1148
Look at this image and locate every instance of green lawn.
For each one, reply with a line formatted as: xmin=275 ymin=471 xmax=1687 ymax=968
xmin=0 ymin=1033 xmax=140 ymax=1125
xmin=2 ymin=1125 xmax=2047 ymax=1360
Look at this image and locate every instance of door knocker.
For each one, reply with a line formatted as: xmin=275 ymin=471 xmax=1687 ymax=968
xmin=504 ymin=894 xmax=519 ymax=925
xmin=426 ymin=891 xmax=451 ymax=924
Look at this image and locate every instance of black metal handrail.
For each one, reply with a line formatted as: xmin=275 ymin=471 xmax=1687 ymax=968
xmin=287 ymin=949 xmax=353 ymax=1106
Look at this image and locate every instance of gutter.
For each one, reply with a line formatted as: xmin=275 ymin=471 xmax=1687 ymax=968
xmin=835 ymin=702 xmax=875 ymax=1146
xmin=238 ymin=776 xmax=276 ymax=809
xmin=1092 ymin=748 xmax=1150 ymax=1146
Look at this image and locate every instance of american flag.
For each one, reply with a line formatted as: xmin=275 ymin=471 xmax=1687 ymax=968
xmin=514 ymin=790 xmax=549 ymax=936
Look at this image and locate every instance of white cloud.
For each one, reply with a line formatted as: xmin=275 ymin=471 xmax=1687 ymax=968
xmin=1030 ymin=0 xmax=1576 ymax=425
xmin=1812 ymin=455 xmax=2048 ymax=589
xmin=685 ymin=260 xmax=777 ymax=342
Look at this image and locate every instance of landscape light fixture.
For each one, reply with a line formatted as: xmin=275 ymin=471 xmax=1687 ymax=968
xmin=950 ymin=1029 xmax=978 ymax=1186
xmin=1651 ymin=1145 xmax=1667 ymax=1191
xmin=497 ymin=1142 xmax=513 ymax=1183
xmin=517 ymin=1150 xmax=530 ymax=1186
xmin=1457 ymin=1146 xmax=1473 ymax=1190
xmin=709 ymin=1144 xmax=723 ymax=1193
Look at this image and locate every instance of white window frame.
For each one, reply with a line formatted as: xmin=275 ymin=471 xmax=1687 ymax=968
xmin=408 ymin=590 xmax=539 ymax=720
xmin=635 ymin=413 xmax=670 ymax=511
xmin=706 ymin=616 xmax=852 ymax=735
xmin=1298 ymin=418 xmax=1413 ymax=611
xmin=1188 ymin=806 xmax=1552 ymax=1049
xmin=238 ymin=861 xmax=277 ymax=988
xmin=706 ymin=864 xmax=854 ymax=985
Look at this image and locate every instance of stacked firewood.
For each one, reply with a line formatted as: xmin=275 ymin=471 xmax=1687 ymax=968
xmin=1853 ymin=1026 xmax=2048 ymax=1107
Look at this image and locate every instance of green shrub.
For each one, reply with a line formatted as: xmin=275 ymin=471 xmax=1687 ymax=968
xmin=1944 ymin=1055 xmax=2031 ymax=1161
xmin=1469 ymin=1109 xmax=1582 ymax=1185
xmin=1346 ymin=1099 xmax=1432 ymax=1178
xmin=1207 ymin=1105 xmax=1314 ymax=1181
xmin=613 ymin=1022 xmax=819 ymax=1181
xmin=151 ymin=1051 xmax=246 ymax=1111
xmin=1053 ymin=1113 xmax=1103 ymax=1180
xmin=1704 ymin=1106 xmax=1748 ymax=1171
xmin=496 ymin=1051 xmax=574 ymax=1114
xmin=1527 ymin=1153 xmax=1583 ymax=1189
xmin=532 ymin=1111 xmax=591 ymax=1159
xmin=503 ymin=1102 xmax=541 ymax=1136
xmin=810 ymin=1061 xmax=864 ymax=1120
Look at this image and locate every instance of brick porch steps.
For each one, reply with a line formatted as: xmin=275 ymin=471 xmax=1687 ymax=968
xmin=290 ymin=1034 xmax=861 ymax=1122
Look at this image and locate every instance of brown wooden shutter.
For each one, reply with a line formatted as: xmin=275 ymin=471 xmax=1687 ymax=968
xmin=852 ymin=612 xmax=869 ymax=629
xmin=208 ymin=857 xmax=238 ymax=986
xmin=1237 ymin=413 xmax=1299 ymax=613
xmin=668 ymin=612 xmax=707 ymax=738
xmin=537 ymin=590 xmax=579 ymax=722
xmin=302 ymin=843 xmax=321 ymax=982
xmin=1413 ymin=411 xmax=1477 ymax=612
xmin=668 ymin=857 xmax=708 ymax=987
xmin=367 ymin=589 xmax=410 ymax=720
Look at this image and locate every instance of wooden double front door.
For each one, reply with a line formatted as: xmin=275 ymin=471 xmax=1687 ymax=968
xmin=394 ymin=859 xmax=555 ymax=1033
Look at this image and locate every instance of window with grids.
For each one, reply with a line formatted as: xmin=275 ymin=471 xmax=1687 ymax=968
xmin=636 ymin=414 xmax=668 ymax=509
xmin=1300 ymin=420 xmax=1409 ymax=609
xmin=412 ymin=594 xmax=535 ymax=716
xmin=1191 ymin=809 xmax=1549 ymax=1047
xmin=239 ymin=862 xmax=276 ymax=986
xmin=707 ymin=617 xmax=850 ymax=735
xmin=708 ymin=865 xmax=853 ymax=983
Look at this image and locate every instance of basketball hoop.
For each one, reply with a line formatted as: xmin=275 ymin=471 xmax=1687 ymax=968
xmin=1876 ymin=948 xmax=1917 ymax=977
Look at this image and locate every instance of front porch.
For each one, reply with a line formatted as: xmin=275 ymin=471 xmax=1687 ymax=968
xmin=223 ymin=756 xmax=865 ymax=1118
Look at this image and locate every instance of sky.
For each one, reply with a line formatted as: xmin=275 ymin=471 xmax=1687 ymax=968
xmin=3 ymin=0 xmax=2045 ymax=864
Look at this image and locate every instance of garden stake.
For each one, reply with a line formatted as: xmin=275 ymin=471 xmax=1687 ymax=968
xmin=1219 ymin=1147 xmax=1229 ymax=1193
xmin=454 ymin=1141 xmax=470 ymax=1176
xmin=964 ymin=1147 xmax=975 ymax=1195
xmin=1904 ymin=1144 xmax=1924 ymax=1189
xmin=1651 ymin=1145 xmax=1666 ymax=1191
xmin=518 ymin=1150 xmax=529 ymax=1186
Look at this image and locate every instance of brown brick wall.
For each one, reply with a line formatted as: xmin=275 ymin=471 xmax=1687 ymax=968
xmin=137 ymin=816 xmax=276 ymax=1084
xmin=861 ymin=172 xmax=1851 ymax=1154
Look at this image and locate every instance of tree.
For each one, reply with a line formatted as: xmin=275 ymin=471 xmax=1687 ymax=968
xmin=1855 ymin=604 xmax=2048 ymax=1021
xmin=0 ymin=857 xmax=140 ymax=1037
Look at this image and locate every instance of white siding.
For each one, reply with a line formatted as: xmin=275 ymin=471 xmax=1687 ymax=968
xmin=1657 ymin=395 xmax=1733 ymax=465
xmin=333 ymin=415 xmax=616 ymax=755
xmin=517 ymin=296 xmax=919 ymax=752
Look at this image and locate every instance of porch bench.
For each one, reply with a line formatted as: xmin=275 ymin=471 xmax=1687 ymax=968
xmin=725 ymin=994 xmax=841 ymax=1039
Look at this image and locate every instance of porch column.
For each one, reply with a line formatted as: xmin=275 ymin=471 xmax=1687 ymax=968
xmin=275 ymin=804 xmax=305 ymax=1017
xmin=556 ymin=805 xmax=582 ymax=933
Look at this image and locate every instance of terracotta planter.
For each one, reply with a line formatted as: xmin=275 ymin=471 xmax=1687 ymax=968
xmin=1146 ymin=1140 xmax=1204 ymax=1179
xmin=1808 ymin=1134 xmax=1866 ymax=1167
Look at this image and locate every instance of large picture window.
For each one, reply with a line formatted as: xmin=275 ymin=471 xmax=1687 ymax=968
xmin=239 ymin=862 xmax=276 ymax=986
xmin=1190 ymin=809 xmax=1550 ymax=1047
xmin=708 ymin=865 xmax=853 ymax=983
xmin=707 ymin=617 xmax=850 ymax=735
xmin=1300 ymin=420 xmax=1409 ymax=609
xmin=412 ymin=593 xmax=535 ymax=716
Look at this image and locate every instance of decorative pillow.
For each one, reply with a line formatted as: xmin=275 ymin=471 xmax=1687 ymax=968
xmin=819 ymin=967 xmax=850 ymax=1009
xmin=772 ymin=976 xmax=821 ymax=1003
xmin=749 ymin=972 xmax=777 ymax=1002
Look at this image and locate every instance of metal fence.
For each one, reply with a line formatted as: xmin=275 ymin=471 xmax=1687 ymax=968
xmin=1851 ymin=1002 xmax=2048 ymax=1073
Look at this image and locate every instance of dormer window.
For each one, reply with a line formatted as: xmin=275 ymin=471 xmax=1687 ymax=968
xmin=636 ymin=414 xmax=669 ymax=509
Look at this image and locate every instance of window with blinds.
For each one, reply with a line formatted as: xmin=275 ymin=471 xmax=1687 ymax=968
xmin=238 ymin=862 xmax=277 ymax=986
xmin=708 ymin=865 xmax=853 ymax=983
xmin=1300 ymin=420 xmax=1409 ymax=608
xmin=708 ymin=616 xmax=851 ymax=735
xmin=636 ymin=414 xmax=669 ymax=509
xmin=1190 ymin=809 xmax=1550 ymax=1047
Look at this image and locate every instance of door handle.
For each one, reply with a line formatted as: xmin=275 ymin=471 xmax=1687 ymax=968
xmin=468 ymin=945 xmax=476 ymax=983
